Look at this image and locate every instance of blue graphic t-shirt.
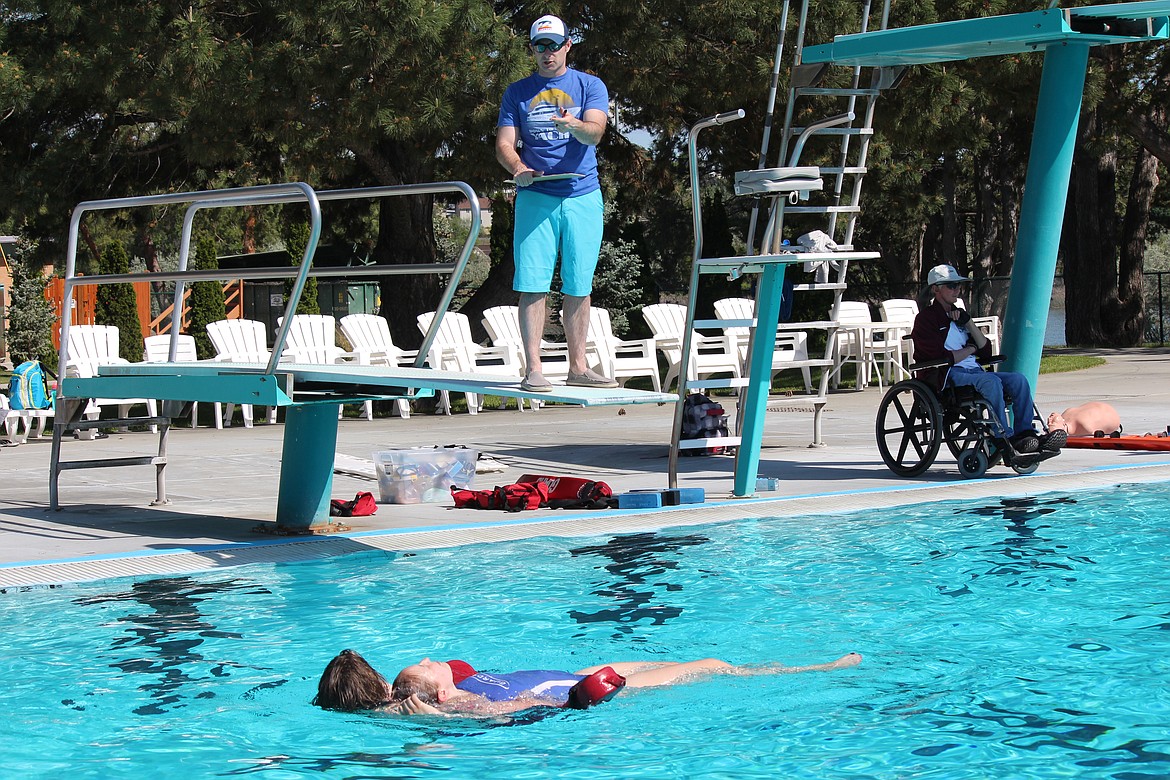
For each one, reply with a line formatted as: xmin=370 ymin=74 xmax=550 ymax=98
xmin=456 ymin=670 xmax=586 ymax=704
xmin=497 ymin=67 xmax=609 ymax=198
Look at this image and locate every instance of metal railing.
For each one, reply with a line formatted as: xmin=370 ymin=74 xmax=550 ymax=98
xmin=58 ymin=181 xmax=481 ymax=375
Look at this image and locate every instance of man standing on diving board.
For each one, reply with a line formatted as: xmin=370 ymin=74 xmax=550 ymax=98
xmin=495 ymin=14 xmax=618 ymax=393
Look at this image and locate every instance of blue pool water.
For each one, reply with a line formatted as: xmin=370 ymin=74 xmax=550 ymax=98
xmin=1 ymin=483 xmax=1168 ymax=778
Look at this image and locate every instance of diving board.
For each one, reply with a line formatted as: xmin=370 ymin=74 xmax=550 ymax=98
xmin=71 ymin=361 xmax=675 ymax=409
xmin=57 ymin=362 xmax=675 ymax=531
xmin=48 ymin=180 xmax=676 ymax=533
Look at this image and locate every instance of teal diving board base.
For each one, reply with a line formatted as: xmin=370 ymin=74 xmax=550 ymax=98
xmin=62 ymin=361 xmax=677 ymax=531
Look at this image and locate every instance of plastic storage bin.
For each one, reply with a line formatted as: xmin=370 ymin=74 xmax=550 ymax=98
xmin=374 ymin=448 xmax=477 ymax=504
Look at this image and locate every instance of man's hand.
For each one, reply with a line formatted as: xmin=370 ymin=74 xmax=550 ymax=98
xmin=512 ymin=168 xmax=540 ymax=187
xmin=949 ymin=308 xmax=971 ymax=326
xmin=551 ymin=107 xmax=576 ymax=134
xmin=384 ymin=694 xmax=447 ymax=716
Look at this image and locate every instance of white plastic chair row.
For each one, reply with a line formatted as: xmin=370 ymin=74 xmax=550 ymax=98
xmin=0 ymin=393 xmax=53 ymax=444
xmin=713 ymin=297 xmax=812 ymax=393
xmin=417 ymin=310 xmax=527 ymax=413
xmin=65 ymin=324 xmax=158 ymax=432
xmin=641 ymin=303 xmax=740 ymax=392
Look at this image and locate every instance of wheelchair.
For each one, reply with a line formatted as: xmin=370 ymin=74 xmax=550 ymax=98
xmin=875 ymin=356 xmax=1058 ymax=479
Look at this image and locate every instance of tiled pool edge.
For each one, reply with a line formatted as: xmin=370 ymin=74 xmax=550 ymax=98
xmin=4 ymin=462 xmax=1170 ymax=589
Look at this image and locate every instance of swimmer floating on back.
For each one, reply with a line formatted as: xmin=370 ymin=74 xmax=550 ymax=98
xmin=315 ymin=649 xmax=862 ymax=717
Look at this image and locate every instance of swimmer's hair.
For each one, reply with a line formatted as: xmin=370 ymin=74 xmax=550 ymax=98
xmin=391 ymin=667 xmax=441 ymax=705
xmin=314 ymin=649 xmax=391 ymax=711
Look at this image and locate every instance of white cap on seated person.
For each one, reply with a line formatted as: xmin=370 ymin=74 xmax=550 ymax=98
xmin=926 ymin=264 xmax=970 ymax=287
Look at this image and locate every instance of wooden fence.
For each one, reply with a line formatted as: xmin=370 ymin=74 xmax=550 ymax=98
xmin=46 ymin=278 xmax=245 ymax=348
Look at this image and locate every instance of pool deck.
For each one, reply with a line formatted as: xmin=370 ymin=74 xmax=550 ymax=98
xmin=3 ymin=348 xmax=1170 ymax=587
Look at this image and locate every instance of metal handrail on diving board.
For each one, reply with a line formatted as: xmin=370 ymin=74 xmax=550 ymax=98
xmin=57 ymin=180 xmax=482 ymax=380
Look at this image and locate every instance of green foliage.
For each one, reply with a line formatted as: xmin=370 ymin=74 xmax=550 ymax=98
xmin=1039 ymin=354 xmax=1107 ymax=374
xmin=6 ymin=240 xmax=57 ymax=369
xmin=282 ymin=221 xmax=319 ymax=316
xmin=1 ymin=0 xmax=1168 ymax=350
xmin=433 ymin=205 xmax=463 ymax=263
xmin=188 ymin=234 xmax=226 ymax=359
xmin=488 ymin=192 xmax=514 ymax=270
xmin=592 ymin=239 xmax=645 ymax=335
xmin=94 ymin=241 xmax=143 ymax=362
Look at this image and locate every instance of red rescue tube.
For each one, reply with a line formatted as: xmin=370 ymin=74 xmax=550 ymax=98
xmin=566 ymin=666 xmax=627 ymax=709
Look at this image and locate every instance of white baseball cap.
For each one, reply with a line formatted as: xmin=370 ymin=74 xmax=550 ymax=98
xmin=926 ymin=264 xmax=969 ymax=286
xmin=530 ymin=14 xmax=568 ymax=45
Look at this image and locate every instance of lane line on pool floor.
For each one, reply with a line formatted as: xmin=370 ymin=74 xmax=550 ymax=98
xmin=4 ymin=461 xmax=1170 ymax=590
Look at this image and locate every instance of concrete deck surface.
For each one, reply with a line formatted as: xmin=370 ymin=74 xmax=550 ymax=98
xmin=2 ymin=349 xmax=1169 ymax=587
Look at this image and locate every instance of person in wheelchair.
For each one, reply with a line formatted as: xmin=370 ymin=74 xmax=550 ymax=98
xmin=910 ymin=264 xmax=1065 ymax=456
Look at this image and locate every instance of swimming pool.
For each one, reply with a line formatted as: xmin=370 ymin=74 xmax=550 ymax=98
xmin=1 ymin=482 xmax=1167 ymax=778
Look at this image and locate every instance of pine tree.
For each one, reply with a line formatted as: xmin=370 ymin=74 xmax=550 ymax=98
xmin=6 ymin=240 xmax=57 ymax=369
xmin=94 ymin=242 xmax=143 ymax=362
xmin=188 ymin=234 xmax=226 ymax=360
xmin=282 ymin=221 xmax=319 ymax=316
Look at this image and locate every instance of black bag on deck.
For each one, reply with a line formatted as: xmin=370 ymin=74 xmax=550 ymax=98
xmin=679 ymin=392 xmax=731 ymax=456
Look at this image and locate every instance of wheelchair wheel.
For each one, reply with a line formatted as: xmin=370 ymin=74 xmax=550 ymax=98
xmin=876 ymin=380 xmax=943 ymax=477
xmin=1011 ymin=459 xmax=1039 ymax=476
xmin=944 ymin=406 xmax=983 ymax=460
xmin=957 ymin=446 xmax=989 ymax=478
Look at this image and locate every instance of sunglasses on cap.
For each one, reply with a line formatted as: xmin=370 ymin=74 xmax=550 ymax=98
xmin=531 ymin=40 xmax=566 ymax=53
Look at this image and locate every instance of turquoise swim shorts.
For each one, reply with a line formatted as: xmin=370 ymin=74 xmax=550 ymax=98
xmin=513 ymin=188 xmax=604 ymax=297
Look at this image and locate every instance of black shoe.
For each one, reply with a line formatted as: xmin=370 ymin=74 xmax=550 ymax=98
xmin=1040 ymin=429 xmax=1067 ymax=451
xmin=1010 ymin=432 xmax=1040 ymax=453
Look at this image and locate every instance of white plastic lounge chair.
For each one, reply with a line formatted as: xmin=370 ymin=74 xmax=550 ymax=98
xmin=714 ymin=297 xmax=812 ymax=393
xmin=481 ymin=305 xmax=571 ymax=383
xmin=205 ymin=318 xmax=279 ymax=428
xmin=879 ymin=298 xmax=920 ymax=379
xmin=143 ymin=333 xmax=224 ymax=429
xmin=0 ymin=393 xmax=41 ymax=445
xmin=830 ymin=301 xmax=902 ymax=390
xmin=956 ymin=297 xmax=1002 ymax=353
xmin=277 ymin=314 xmax=371 ymax=421
xmin=578 ymin=306 xmax=661 ymax=392
xmin=417 ymin=310 xmax=527 ymax=413
xmin=338 ymin=313 xmax=414 ymax=419
xmin=65 ymin=324 xmax=157 ymax=432
xmin=640 ymin=303 xmax=740 ymax=392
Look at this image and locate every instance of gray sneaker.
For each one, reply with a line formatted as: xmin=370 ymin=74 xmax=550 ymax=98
xmin=566 ymin=370 xmax=619 ymax=389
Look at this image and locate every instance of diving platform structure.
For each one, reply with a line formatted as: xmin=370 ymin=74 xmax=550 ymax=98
xmin=51 ymin=182 xmax=673 ymax=532
xmin=670 ymin=0 xmax=1170 ymax=497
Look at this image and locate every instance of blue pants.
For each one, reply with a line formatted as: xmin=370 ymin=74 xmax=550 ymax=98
xmin=947 ymin=366 xmax=1035 ymax=438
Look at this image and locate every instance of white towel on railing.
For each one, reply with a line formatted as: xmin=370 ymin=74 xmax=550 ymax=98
xmin=799 ymin=231 xmax=841 ymax=283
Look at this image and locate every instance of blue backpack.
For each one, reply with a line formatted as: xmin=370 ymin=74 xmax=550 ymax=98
xmin=9 ymin=360 xmax=53 ymax=410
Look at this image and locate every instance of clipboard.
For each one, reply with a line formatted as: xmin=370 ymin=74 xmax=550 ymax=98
xmin=506 ymin=173 xmax=586 ymax=184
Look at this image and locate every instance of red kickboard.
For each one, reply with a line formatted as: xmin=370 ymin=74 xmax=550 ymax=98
xmin=1065 ymin=435 xmax=1170 ymax=451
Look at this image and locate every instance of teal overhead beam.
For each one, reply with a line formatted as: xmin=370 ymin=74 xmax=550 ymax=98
xmin=802 ymin=2 xmax=1170 ymax=67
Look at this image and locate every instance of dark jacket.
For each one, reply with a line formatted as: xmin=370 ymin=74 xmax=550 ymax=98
xmin=910 ymin=299 xmax=993 ymax=390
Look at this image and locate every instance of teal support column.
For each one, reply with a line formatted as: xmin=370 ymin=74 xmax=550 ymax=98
xmin=733 ymin=262 xmax=786 ymax=496
xmin=276 ymin=403 xmax=341 ymax=530
xmin=1000 ymin=42 xmax=1090 ymax=386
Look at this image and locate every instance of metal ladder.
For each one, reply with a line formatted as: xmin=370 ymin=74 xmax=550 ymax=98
xmin=667 ymin=0 xmax=900 ymax=493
